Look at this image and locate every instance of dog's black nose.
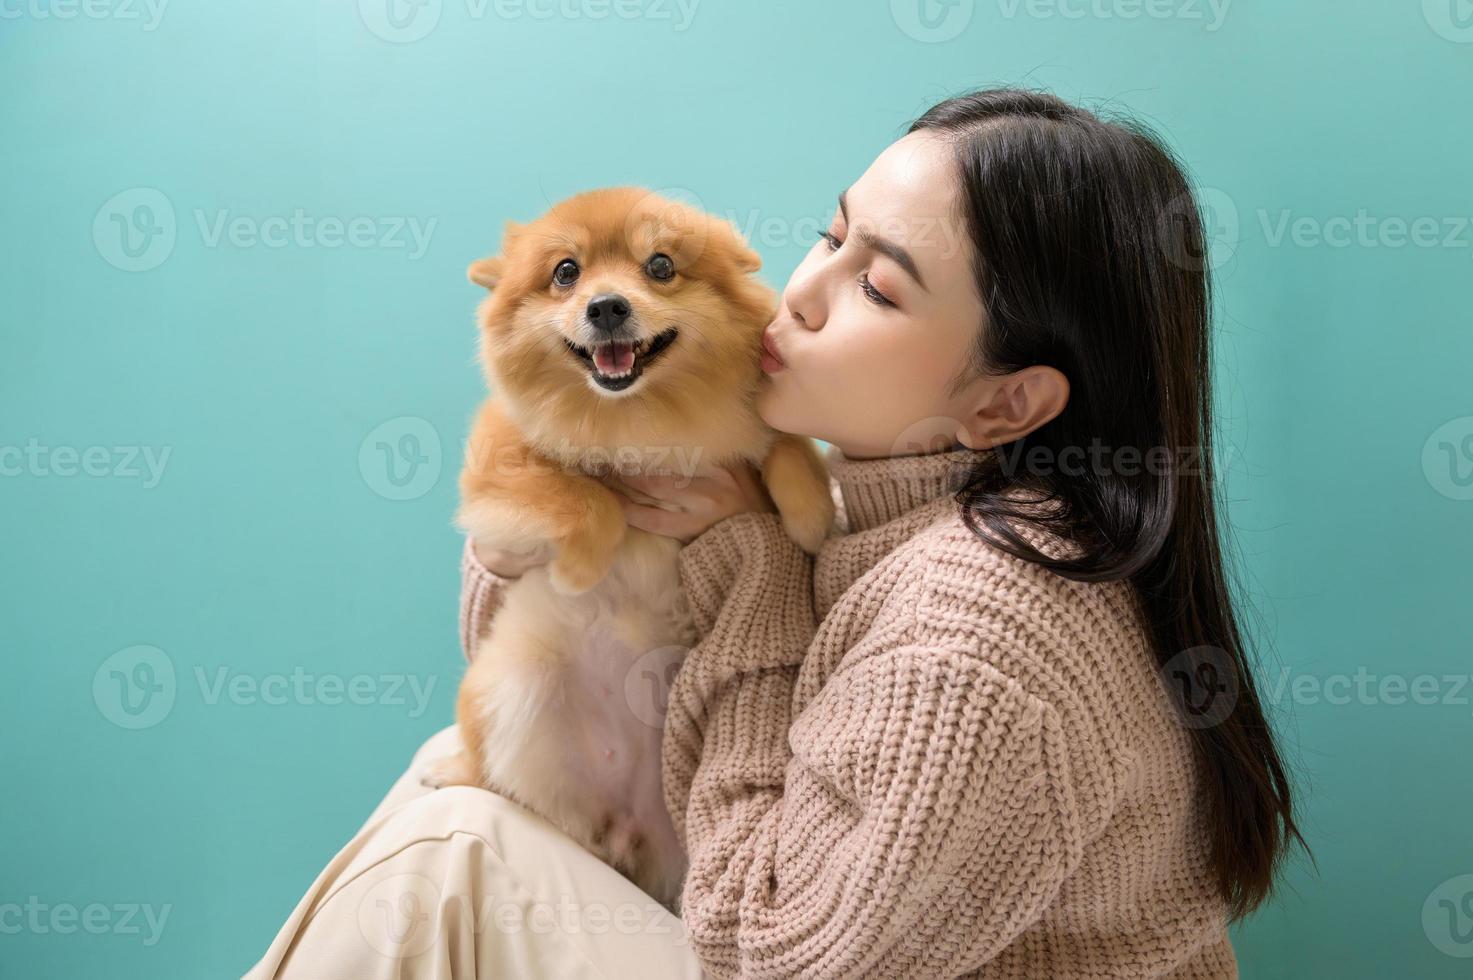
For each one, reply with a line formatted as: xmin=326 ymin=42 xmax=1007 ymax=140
xmin=586 ymin=294 xmax=631 ymax=333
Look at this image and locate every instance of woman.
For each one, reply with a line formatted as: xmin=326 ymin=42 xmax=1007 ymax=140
xmin=251 ymin=87 xmax=1302 ymax=979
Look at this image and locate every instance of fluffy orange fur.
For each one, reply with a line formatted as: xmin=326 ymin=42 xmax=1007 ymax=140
xmin=425 ymin=187 xmax=834 ymax=910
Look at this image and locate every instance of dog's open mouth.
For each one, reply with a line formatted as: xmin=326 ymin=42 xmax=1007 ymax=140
xmin=564 ymin=327 xmax=679 ymax=392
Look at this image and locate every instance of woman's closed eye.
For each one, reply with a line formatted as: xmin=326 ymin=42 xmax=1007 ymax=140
xmin=816 ymin=228 xmax=896 ymax=308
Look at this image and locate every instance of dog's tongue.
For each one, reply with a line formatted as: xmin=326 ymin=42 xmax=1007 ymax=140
xmin=593 ymin=340 xmax=635 ymax=375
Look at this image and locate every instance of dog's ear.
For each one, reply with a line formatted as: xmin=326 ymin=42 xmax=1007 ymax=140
xmin=734 ymin=242 xmax=762 ymax=274
xmin=720 ymin=218 xmax=762 ymax=273
xmin=467 ymin=220 xmax=523 ymax=290
xmin=467 ymin=256 xmax=504 ymax=290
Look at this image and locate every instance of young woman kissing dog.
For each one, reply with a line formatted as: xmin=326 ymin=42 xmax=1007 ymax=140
xmin=251 ymin=88 xmax=1303 ymax=980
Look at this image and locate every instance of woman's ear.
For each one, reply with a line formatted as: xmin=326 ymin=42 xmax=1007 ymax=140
xmin=956 ymin=365 xmax=1070 ymax=450
xmin=467 ymin=256 xmax=504 ymax=290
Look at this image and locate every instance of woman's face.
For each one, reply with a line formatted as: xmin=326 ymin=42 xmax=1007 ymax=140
xmin=756 ymin=131 xmax=989 ymax=459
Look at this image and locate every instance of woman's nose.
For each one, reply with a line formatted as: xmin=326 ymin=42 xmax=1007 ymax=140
xmin=783 ymin=261 xmax=829 ymax=331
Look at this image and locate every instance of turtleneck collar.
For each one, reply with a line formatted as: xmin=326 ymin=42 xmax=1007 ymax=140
xmin=824 ymin=442 xmax=978 ymax=534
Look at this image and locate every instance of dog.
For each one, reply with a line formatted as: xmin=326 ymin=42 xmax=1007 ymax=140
xmin=423 ymin=187 xmax=834 ymax=910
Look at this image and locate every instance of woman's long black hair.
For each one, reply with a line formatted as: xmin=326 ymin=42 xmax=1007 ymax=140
xmin=910 ymin=88 xmax=1305 ymax=919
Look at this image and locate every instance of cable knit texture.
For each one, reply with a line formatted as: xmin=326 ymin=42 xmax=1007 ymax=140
xmin=460 ymin=444 xmax=1237 ymax=979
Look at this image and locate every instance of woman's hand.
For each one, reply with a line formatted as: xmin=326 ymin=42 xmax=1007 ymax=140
xmin=603 ymin=462 xmax=775 ymax=544
xmin=471 ymin=539 xmax=554 ymax=578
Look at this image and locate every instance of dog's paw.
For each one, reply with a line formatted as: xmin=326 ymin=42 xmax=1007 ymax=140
xmin=547 ymin=525 xmax=622 ymax=595
xmin=420 ymin=752 xmax=479 ymax=790
xmin=545 ymin=556 xmax=599 ymax=595
xmin=762 ymin=435 xmax=837 ymax=554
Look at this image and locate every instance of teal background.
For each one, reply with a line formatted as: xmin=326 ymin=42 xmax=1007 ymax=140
xmin=3 ymin=1 xmax=1470 ymax=976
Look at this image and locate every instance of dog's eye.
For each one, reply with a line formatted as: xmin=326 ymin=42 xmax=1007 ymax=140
xmin=552 ymin=258 xmax=580 ymax=287
xmin=645 ymin=253 xmax=675 ymax=282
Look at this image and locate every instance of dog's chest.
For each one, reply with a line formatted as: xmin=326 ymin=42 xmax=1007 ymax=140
xmin=554 ymin=529 xmax=696 ymax=814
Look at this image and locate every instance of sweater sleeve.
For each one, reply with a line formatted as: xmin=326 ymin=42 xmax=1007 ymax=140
xmin=458 ymin=536 xmax=520 ymax=662
xmin=662 ymin=514 xmax=1086 ymax=978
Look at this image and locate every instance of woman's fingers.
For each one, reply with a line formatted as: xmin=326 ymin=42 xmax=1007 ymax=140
xmin=618 ymin=469 xmax=719 ymax=496
xmin=473 ymin=539 xmax=555 ymax=577
xmin=611 ymin=491 xmax=695 ymax=541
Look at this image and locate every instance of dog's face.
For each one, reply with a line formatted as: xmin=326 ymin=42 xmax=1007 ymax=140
xmin=468 ymin=188 xmax=776 ymax=435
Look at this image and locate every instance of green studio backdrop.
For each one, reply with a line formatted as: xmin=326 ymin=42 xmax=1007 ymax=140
xmin=2 ymin=1 xmax=1470 ymax=976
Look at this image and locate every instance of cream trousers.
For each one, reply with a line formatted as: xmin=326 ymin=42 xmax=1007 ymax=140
xmin=245 ymin=725 xmax=705 ymax=979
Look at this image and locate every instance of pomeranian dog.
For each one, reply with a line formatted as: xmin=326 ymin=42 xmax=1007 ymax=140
xmin=423 ymin=187 xmax=834 ymax=910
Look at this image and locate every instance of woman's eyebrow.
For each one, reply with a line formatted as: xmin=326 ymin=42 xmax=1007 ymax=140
xmin=837 ymin=190 xmax=929 ymax=292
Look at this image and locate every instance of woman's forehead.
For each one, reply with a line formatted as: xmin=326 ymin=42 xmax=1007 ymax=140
xmin=844 ymin=135 xmax=970 ymax=273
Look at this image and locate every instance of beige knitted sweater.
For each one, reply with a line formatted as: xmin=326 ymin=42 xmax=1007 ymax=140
xmin=460 ymin=445 xmax=1238 ymax=979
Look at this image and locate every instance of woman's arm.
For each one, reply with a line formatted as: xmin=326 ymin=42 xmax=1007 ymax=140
xmin=458 ymin=537 xmax=551 ymax=661
xmin=664 ymin=513 xmax=1089 ymax=978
